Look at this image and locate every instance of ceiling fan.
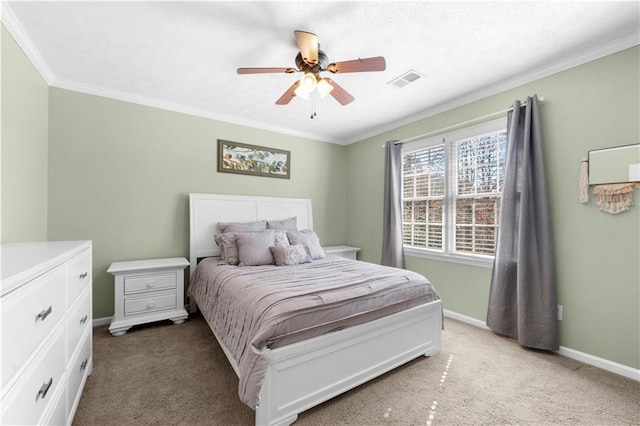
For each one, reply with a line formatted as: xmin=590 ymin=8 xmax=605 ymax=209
xmin=237 ymin=30 xmax=386 ymax=106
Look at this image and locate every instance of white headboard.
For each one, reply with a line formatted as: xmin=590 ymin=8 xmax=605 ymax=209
xmin=188 ymin=193 xmax=313 ymax=272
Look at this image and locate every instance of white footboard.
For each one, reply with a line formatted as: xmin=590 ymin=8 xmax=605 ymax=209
xmin=255 ymin=300 xmax=443 ymax=426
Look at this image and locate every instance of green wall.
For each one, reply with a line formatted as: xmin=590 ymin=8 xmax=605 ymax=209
xmin=1 ymin=24 xmax=49 ymax=242
xmin=346 ymin=46 xmax=640 ymax=369
xmin=47 ymin=89 xmax=347 ymax=319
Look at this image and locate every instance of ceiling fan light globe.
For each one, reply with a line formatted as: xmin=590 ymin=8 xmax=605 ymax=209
xmin=294 ymin=85 xmax=310 ymax=100
xmin=317 ymin=79 xmax=334 ymax=98
xmin=300 ymin=72 xmax=318 ymax=91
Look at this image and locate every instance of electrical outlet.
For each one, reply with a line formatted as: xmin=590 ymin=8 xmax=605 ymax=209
xmin=557 ymin=304 xmax=563 ymax=321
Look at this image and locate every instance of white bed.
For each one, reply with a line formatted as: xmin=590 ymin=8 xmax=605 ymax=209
xmin=188 ymin=193 xmax=442 ymax=426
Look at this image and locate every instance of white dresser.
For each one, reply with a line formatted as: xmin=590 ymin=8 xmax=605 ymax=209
xmin=1 ymin=241 xmax=92 ymax=426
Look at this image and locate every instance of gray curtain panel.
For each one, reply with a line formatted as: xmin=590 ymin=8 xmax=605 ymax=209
xmin=486 ymin=96 xmax=559 ymax=351
xmin=381 ymin=140 xmax=405 ymax=268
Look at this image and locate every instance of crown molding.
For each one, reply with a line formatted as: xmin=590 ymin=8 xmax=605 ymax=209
xmin=50 ymin=77 xmax=343 ymax=144
xmin=44 ymin=26 xmax=640 ymax=146
xmin=1 ymin=2 xmax=55 ymax=84
xmin=347 ymin=31 xmax=640 ymax=145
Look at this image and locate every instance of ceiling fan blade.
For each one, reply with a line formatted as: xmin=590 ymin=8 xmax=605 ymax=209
xmin=325 ymin=56 xmax=386 ymax=73
xmin=324 ymin=78 xmax=355 ymax=105
xmin=276 ymin=81 xmax=300 ymax=105
xmin=294 ymin=30 xmax=319 ymax=66
xmin=237 ymin=67 xmax=297 ymax=74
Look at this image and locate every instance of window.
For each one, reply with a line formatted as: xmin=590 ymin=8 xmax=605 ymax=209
xmin=401 ymin=119 xmax=507 ymax=266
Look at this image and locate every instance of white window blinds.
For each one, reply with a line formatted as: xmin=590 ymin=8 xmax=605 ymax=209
xmin=401 ymin=119 xmax=507 ymax=262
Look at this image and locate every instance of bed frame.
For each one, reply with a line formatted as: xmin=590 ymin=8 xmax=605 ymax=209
xmin=189 ymin=193 xmax=442 ymax=426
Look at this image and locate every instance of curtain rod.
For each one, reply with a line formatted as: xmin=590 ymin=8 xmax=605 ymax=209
xmin=391 ymin=96 xmax=545 ymax=146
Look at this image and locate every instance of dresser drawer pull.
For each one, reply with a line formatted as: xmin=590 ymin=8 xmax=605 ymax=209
xmin=79 ymin=272 xmax=88 ymax=280
xmin=36 ymin=378 xmax=53 ymax=402
xmin=147 ymin=281 xmax=155 ymax=288
xmin=147 ymin=302 xmax=156 ymax=309
xmin=80 ymin=358 xmax=88 ymax=371
xmin=80 ymin=315 xmax=88 ymax=325
xmin=35 ymin=306 xmax=53 ymax=322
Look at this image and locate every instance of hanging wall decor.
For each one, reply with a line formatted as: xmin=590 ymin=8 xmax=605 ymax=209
xmin=217 ymin=140 xmax=290 ymax=179
xmin=580 ymin=144 xmax=640 ymax=214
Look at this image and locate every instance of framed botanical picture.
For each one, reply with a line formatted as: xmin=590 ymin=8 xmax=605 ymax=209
xmin=217 ymin=140 xmax=290 ymax=179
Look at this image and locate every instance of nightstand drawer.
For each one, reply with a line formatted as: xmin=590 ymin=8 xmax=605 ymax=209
xmin=124 ymin=272 xmax=177 ymax=294
xmin=1 ymin=265 xmax=66 ymax=389
xmin=124 ymin=292 xmax=177 ymax=316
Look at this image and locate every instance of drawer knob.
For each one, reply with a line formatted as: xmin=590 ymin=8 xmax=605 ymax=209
xmin=80 ymin=358 xmax=88 ymax=371
xmin=80 ymin=315 xmax=88 ymax=325
xmin=35 ymin=306 xmax=53 ymax=322
xmin=147 ymin=281 xmax=155 ymax=288
xmin=36 ymin=377 xmax=53 ymax=402
xmin=79 ymin=272 xmax=88 ymax=280
xmin=147 ymin=302 xmax=156 ymax=309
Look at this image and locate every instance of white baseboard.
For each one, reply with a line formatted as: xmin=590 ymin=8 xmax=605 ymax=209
xmin=556 ymin=346 xmax=640 ymax=382
xmin=93 ymin=316 xmax=111 ymax=327
xmin=444 ymin=309 xmax=490 ymax=330
xmin=443 ymin=309 xmax=640 ymax=382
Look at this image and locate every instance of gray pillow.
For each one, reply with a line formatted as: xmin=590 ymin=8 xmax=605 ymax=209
xmin=219 ymin=220 xmax=267 ymax=234
xmin=214 ymin=233 xmax=240 ymax=265
xmin=236 ymin=230 xmax=276 ymax=266
xmin=270 ymin=244 xmax=310 ymax=266
xmin=267 ymin=217 xmax=297 ymax=231
xmin=287 ymin=230 xmax=326 ymax=260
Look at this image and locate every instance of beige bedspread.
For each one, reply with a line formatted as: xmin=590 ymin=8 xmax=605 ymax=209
xmin=188 ymin=256 xmax=440 ymax=409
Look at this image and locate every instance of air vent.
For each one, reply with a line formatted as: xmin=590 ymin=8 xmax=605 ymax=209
xmin=388 ymin=70 xmax=423 ymax=88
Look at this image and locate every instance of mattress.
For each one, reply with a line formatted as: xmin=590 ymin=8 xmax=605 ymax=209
xmin=188 ymin=255 xmax=440 ymax=409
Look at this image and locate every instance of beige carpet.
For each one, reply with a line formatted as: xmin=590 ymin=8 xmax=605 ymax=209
xmin=73 ymin=315 xmax=639 ymax=425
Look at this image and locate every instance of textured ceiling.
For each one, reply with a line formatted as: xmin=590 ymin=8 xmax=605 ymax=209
xmin=3 ymin=1 xmax=639 ymax=144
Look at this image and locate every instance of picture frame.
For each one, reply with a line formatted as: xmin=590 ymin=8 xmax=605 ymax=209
xmin=217 ymin=140 xmax=290 ymax=179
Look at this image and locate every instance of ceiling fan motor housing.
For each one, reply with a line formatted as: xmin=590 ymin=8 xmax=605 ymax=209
xmin=296 ymin=50 xmax=328 ymax=73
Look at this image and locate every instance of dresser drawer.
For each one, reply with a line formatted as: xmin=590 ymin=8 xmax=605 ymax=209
xmin=66 ymin=249 xmax=91 ymax=307
xmin=67 ymin=331 xmax=91 ymax=422
xmin=41 ymin=376 xmax=67 ymax=426
xmin=124 ymin=292 xmax=177 ymax=316
xmin=1 ymin=326 xmax=66 ymax=426
xmin=66 ymin=288 xmax=91 ymax=359
xmin=1 ymin=266 xmax=66 ymax=389
xmin=124 ymin=271 xmax=177 ymax=294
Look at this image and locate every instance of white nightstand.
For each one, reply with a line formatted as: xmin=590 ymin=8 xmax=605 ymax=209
xmin=323 ymin=245 xmax=361 ymax=260
xmin=108 ymin=257 xmax=189 ymax=336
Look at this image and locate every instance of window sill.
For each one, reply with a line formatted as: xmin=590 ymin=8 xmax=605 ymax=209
xmin=404 ymin=247 xmax=494 ymax=268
